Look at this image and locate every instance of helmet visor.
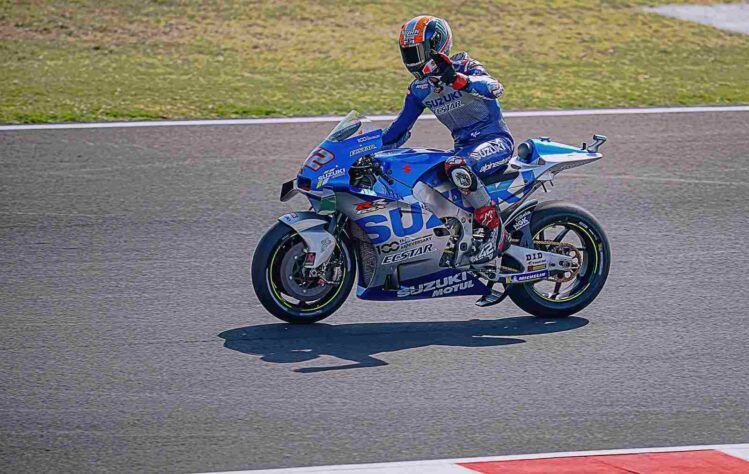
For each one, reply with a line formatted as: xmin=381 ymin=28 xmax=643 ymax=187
xmin=400 ymin=44 xmax=426 ymax=68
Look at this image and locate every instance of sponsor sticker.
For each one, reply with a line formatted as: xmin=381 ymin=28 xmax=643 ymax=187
xmin=355 ymin=198 xmax=389 ymax=215
xmin=505 ymin=270 xmax=549 ymax=284
xmin=376 ymin=235 xmax=432 ymax=254
xmin=316 ymin=166 xmax=346 ymax=188
xmin=424 ymin=91 xmax=462 ymax=108
xmin=280 ymin=212 xmax=299 ymax=224
xmin=354 ymin=202 xmax=442 ymax=245
xmin=490 ymin=82 xmax=504 ymax=98
xmin=397 ymin=272 xmax=475 ymax=298
xmin=431 ymin=100 xmax=463 ymax=115
xmin=472 ymin=141 xmax=509 ymax=161
xmin=512 ymin=211 xmax=531 ymax=231
xmin=478 ymin=159 xmax=507 ymax=173
xmin=357 ymin=134 xmax=378 ymax=143
xmin=381 ymin=243 xmax=434 ymax=264
xmin=402 ymin=28 xmax=419 ymax=44
xmin=350 ymin=144 xmax=376 ymax=156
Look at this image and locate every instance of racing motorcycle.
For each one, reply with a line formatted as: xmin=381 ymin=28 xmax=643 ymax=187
xmin=251 ymin=111 xmax=610 ymax=324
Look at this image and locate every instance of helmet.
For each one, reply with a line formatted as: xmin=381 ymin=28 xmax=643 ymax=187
xmin=399 ymin=16 xmax=453 ymax=79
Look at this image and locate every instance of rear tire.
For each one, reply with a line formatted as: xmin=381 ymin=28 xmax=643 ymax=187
xmin=507 ymin=201 xmax=610 ymax=318
xmin=251 ymin=222 xmax=355 ymax=324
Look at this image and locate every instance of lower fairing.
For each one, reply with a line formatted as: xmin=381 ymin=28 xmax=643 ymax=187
xmin=357 ymin=268 xmax=490 ymax=301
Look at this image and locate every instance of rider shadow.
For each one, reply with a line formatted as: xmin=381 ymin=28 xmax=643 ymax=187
xmin=218 ymin=316 xmax=588 ymax=373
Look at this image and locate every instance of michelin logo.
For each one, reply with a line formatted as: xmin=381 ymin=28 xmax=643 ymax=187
xmin=397 ymin=272 xmax=474 ymax=298
xmin=506 ymin=270 xmax=549 ymax=283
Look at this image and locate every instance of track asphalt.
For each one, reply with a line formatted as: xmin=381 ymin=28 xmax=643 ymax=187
xmin=1 ymin=110 xmax=748 ymax=472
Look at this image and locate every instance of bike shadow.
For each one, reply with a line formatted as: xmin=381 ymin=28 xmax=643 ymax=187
xmin=218 ymin=316 xmax=588 ymax=373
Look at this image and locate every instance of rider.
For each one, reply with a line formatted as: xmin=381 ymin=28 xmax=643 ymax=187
xmin=383 ymin=15 xmax=513 ymax=265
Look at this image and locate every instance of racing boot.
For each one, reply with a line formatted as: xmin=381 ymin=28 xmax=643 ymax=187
xmin=469 ymin=203 xmax=509 ymax=265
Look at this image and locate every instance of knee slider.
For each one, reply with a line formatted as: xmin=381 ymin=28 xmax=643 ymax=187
xmin=445 ymin=156 xmax=477 ymax=192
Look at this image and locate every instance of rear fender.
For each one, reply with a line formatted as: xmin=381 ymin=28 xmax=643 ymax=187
xmin=278 ymin=212 xmax=335 ymax=269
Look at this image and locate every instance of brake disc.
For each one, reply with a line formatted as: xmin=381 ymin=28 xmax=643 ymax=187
xmin=279 ymin=242 xmax=331 ymax=301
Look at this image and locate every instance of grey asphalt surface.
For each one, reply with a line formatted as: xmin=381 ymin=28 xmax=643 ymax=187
xmin=1 ymin=111 xmax=748 ymax=473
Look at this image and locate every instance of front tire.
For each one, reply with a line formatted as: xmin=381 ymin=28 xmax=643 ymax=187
xmin=507 ymin=201 xmax=610 ymax=318
xmin=251 ymin=222 xmax=355 ymax=324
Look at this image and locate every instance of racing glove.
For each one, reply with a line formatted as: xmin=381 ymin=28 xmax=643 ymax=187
xmin=430 ymin=52 xmax=468 ymax=90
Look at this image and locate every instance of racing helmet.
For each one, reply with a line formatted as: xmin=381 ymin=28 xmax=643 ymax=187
xmin=399 ymin=16 xmax=453 ymax=79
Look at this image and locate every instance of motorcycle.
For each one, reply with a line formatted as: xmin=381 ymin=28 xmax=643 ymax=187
xmin=251 ymin=111 xmax=610 ymax=324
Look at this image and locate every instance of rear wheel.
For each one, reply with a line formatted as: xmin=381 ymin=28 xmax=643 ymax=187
xmin=251 ymin=222 xmax=355 ymax=324
xmin=507 ymin=202 xmax=610 ymax=318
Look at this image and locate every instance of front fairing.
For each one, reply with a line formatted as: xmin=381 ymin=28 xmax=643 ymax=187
xmin=298 ymin=129 xmax=383 ymax=194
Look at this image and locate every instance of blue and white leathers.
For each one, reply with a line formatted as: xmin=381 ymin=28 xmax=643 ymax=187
xmin=383 ymin=52 xmax=514 ymax=176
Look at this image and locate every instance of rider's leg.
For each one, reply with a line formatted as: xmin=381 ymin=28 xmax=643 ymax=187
xmin=445 ymin=139 xmax=512 ymax=264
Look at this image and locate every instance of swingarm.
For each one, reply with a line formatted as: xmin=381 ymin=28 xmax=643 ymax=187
xmin=482 ymin=244 xmax=579 ymax=285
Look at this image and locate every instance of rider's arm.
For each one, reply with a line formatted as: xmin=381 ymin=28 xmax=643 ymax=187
xmin=462 ymin=74 xmax=504 ymax=100
xmin=382 ymin=84 xmax=425 ymax=148
xmin=433 ymin=52 xmax=505 ymax=100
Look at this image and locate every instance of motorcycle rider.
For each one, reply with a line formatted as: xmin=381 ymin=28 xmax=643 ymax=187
xmin=383 ymin=15 xmax=513 ymax=265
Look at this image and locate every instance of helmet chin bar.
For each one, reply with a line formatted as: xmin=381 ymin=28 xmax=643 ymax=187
xmin=406 ymin=58 xmax=440 ymax=80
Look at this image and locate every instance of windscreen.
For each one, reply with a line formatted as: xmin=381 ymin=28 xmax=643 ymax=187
xmin=326 ymin=111 xmax=376 ymax=142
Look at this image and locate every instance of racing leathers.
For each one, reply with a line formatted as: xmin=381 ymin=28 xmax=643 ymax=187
xmin=382 ymin=52 xmax=513 ymax=264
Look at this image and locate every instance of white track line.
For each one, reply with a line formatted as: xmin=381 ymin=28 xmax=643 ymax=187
xmin=1 ymin=105 xmax=748 ymax=131
xmin=204 ymin=443 xmax=749 ymax=473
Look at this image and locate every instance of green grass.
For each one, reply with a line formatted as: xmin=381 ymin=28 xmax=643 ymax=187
xmin=1 ymin=0 xmax=747 ymax=123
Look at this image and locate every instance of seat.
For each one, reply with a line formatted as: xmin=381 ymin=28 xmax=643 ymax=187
xmin=482 ymin=169 xmax=519 ymax=186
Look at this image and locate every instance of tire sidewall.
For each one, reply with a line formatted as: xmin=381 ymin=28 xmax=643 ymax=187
xmin=251 ymin=221 xmax=355 ymax=324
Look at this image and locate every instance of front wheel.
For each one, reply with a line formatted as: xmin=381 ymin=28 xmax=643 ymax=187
xmin=507 ymin=201 xmax=611 ymax=318
xmin=251 ymin=222 xmax=355 ymax=324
